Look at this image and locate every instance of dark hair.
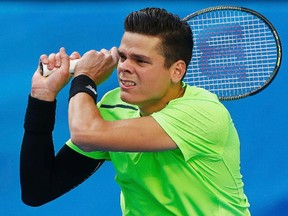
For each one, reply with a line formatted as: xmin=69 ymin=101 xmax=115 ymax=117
xmin=124 ymin=7 xmax=193 ymax=71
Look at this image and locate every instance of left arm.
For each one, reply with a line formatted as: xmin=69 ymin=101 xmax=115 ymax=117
xmin=69 ymin=93 xmax=176 ymax=152
xmin=68 ymin=48 xmax=177 ymax=152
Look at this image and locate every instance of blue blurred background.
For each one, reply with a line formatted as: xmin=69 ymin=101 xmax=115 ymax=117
xmin=0 ymin=1 xmax=287 ymax=215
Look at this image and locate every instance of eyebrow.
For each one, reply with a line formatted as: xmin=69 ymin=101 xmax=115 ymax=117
xmin=118 ymin=50 xmax=151 ymax=62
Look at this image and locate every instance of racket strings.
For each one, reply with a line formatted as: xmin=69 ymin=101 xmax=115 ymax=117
xmin=185 ymin=9 xmax=278 ymax=99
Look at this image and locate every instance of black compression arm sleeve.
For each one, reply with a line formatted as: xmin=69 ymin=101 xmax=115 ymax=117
xmin=20 ymin=95 xmax=104 ymax=207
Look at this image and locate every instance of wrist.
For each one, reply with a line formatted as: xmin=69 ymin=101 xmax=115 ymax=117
xmin=31 ymin=89 xmax=56 ymax=102
xmin=24 ymin=95 xmax=57 ymax=132
xmin=69 ymin=74 xmax=97 ymax=103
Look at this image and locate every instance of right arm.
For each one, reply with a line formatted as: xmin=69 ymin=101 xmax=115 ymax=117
xmin=20 ymin=48 xmax=104 ymax=206
xmin=20 ymin=95 xmax=104 ymax=207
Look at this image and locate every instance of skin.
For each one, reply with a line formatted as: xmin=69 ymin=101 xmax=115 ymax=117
xmin=34 ymin=32 xmax=187 ymax=152
xmin=117 ymin=32 xmax=185 ymax=116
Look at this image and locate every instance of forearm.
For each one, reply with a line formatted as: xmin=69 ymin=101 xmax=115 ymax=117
xmin=21 ymin=131 xmax=56 ymax=206
xmin=20 ymin=95 xmax=57 ymax=206
xmin=68 ymin=75 xmax=105 ymax=151
xmin=69 ymin=92 xmax=105 ymax=151
xmin=20 ymin=95 xmax=104 ymax=206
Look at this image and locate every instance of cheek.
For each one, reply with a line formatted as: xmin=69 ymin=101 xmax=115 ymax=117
xmin=147 ymin=68 xmax=171 ymax=85
xmin=141 ymin=72 xmax=171 ymax=94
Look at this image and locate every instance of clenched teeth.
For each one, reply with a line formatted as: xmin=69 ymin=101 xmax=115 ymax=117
xmin=122 ymin=80 xmax=136 ymax=86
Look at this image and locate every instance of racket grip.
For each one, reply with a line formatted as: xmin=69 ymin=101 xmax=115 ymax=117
xmin=40 ymin=59 xmax=80 ymax=77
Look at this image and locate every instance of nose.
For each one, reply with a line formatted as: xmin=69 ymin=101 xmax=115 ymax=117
xmin=118 ymin=58 xmax=133 ymax=74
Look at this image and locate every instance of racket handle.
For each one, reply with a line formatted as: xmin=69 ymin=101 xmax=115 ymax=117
xmin=40 ymin=59 xmax=79 ymax=77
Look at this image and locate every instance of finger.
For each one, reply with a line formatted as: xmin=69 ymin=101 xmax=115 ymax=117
xmin=100 ymin=48 xmax=110 ymax=54
xmin=55 ymin=52 xmax=61 ymax=67
xmin=81 ymin=49 xmax=97 ymax=59
xmin=70 ymin=51 xmax=81 ymax=60
xmin=40 ymin=54 xmax=48 ymax=64
xmin=59 ymin=47 xmax=70 ymax=73
xmin=110 ymin=47 xmax=120 ymax=62
xmin=47 ymin=53 xmax=56 ymax=70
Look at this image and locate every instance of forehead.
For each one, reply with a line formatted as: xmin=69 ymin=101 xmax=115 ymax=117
xmin=119 ymin=32 xmax=162 ymax=55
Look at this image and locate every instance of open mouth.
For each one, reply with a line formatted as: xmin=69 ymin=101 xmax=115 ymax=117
xmin=120 ymin=79 xmax=136 ymax=87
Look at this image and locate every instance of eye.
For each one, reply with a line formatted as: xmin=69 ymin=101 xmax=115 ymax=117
xmin=136 ymin=59 xmax=148 ymax=64
xmin=135 ymin=57 xmax=151 ymax=65
xmin=119 ymin=54 xmax=127 ymax=62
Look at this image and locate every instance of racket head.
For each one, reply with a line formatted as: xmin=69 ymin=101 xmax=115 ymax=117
xmin=183 ymin=6 xmax=282 ymax=100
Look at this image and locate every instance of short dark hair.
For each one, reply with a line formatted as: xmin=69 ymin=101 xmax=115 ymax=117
xmin=124 ymin=7 xmax=193 ymax=71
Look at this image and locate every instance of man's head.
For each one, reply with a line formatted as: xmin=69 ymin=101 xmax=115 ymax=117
xmin=117 ymin=8 xmax=193 ymax=114
xmin=124 ymin=7 xmax=193 ymax=71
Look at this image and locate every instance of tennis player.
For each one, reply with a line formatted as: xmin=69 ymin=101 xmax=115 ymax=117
xmin=21 ymin=7 xmax=250 ymax=215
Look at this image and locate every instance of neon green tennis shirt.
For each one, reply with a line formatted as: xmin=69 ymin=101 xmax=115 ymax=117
xmin=67 ymin=84 xmax=250 ymax=216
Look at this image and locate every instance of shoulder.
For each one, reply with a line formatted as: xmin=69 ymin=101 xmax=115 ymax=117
xmin=151 ymin=85 xmax=232 ymax=159
xmin=152 ymin=84 xmax=231 ymax=138
xmin=98 ymin=88 xmax=139 ymax=120
xmin=182 ymin=84 xmax=219 ymax=103
xmin=160 ymin=84 xmax=224 ymax=115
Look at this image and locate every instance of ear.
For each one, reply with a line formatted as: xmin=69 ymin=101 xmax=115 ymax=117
xmin=170 ymin=60 xmax=186 ymax=83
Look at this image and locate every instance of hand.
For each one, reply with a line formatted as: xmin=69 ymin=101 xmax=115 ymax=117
xmin=74 ymin=47 xmax=119 ymax=85
xmin=31 ymin=47 xmax=76 ymax=101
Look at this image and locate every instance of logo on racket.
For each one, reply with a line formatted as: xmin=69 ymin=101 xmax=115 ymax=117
xmin=198 ymin=24 xmax=247 ymax=80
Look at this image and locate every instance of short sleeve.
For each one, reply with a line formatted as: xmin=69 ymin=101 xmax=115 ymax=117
xmin=152 ymin=94 xmax=230 ymax=161
xmin=66 ymin=139 xmax=111 ymax=160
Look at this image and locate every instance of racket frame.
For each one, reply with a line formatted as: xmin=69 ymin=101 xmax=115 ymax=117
xmin=183 ymin=6 xmax=282 ymax=100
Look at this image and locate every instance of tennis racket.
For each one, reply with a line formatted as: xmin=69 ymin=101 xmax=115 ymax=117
xmin=41 ymin=6 xmax=281 ymax=101
xmin=183 ymin=6 xmax=282 ymax=100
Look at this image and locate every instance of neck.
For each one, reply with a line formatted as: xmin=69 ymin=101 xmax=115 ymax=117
xmin=139 ymin=85 xmax=185 ymax=116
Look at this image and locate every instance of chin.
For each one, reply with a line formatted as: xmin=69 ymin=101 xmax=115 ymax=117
xmin=120 ymin=92 xmax=138 ymax=105
xmin=120 ymin=92 xmax=131 ymax=103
